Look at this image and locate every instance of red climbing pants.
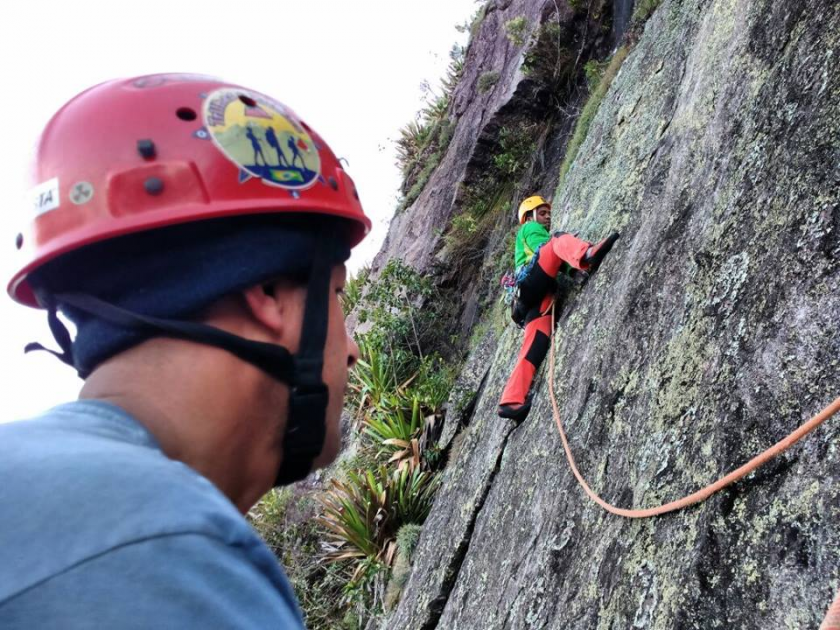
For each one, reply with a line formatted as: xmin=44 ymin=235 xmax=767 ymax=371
xmin=499 ymin=233 xmax=592 ymax=407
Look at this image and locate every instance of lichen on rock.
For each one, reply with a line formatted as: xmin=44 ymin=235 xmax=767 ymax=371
xmin=375 ymin=0 xmax=840 ymax=627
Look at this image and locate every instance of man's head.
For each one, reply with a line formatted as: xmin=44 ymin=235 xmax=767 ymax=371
xmin=8 ymin=74 xmax=371 ymax=489
xmin=232 ymin=262 xmax=358 ymax=471
xmin=518 ymin=195 xmax=552 ymax=229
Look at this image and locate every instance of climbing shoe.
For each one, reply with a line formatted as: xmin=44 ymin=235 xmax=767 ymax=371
xmin=582 ymin=233 xmax=620 ymax=271
xmin=568 ymin=268 xmax=590 ymax=286
xmin=497 ymin=394 xmax=533 ymax=423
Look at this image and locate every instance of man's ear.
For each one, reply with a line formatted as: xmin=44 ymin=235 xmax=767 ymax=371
xmin=241 ymin=283 xmax=287 ymax=334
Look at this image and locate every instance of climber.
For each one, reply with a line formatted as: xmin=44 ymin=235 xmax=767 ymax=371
xmin=0 ymin=74 xmax=371 ymax=628
xmin=498 ymin=195 xmax=619 ymax=422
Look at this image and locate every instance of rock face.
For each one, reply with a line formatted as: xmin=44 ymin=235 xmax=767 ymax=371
xmin=362 ymin=0 xmax=612 ymax=348
xmin=374 ymin=0 xmax=840 ymax=627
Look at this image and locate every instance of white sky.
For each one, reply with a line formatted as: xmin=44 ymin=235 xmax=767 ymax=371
xmin=0 ymin=0 xmax=478 ymax=421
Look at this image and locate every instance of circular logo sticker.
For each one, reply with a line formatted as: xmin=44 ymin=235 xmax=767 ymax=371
xmin=203 ymin=88 xmax=321 ymax=190
xmin=70 ymin=181 xmax=94 ymax=205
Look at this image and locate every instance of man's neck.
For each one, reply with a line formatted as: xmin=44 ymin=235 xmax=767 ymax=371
xmin=79 ymin=341 xmax=282 ymax=513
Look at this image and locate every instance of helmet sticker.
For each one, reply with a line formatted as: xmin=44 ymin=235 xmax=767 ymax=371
xmin=70 ymin=182 xmax=94 ymax=205
xmin=28 ymin=177 xmax=60 ymax=218
xmin=203 ymin=88 xmax=321 ymax=190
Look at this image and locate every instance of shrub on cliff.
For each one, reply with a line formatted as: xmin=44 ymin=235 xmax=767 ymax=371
xmin=478 ymin=70 xmax=500 ymax=93
xmin=505 ymin=16 xmax=530 ymax=47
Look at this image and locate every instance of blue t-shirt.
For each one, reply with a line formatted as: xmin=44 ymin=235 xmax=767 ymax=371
xmin=0 ymin=400 xmax=305 ymax=629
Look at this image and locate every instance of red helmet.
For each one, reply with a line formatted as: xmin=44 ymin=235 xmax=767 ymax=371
xmin=9 ymin=73 xmax=371 ymax=307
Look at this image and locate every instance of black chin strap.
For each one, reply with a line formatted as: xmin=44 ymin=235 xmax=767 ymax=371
xmin=25 ymin=295 xmax=77 ymax=370
xmin=29 ymin=234 xmax=337 ymax=487
xmin=39 ymin=293 xmax=298 ymax=384
xmin=274 ymin=239 xmax=333 ymax=486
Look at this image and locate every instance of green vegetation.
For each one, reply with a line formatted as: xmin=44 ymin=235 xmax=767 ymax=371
xmin=494 ymin=123 xmax=539 ymax=179
xmin=317 ymin=466 xmax=439 ymax=563
xmin=249 ymin=487 xmax=293 ymax=556
xmin=356 ymin=258 xmax=437 ymax=360
xmin=584 ymin=58 xmax=609 ymax=92
xmin=251 ymin=259 xmax=456 ymax=627
xmin=451 ymin=213 xmax=479 ymax=237
xmin=384 ymin=523 xmax=424 ymax=610
xmin=504 ymin=16 xmax=529 ymax=47
xmin=361 ymin=393 xmax=425 ymax=469
xmin=395 ymin=43 xmax=465 ymax=214
xmin=557 ymin=46 xmax=630 ymax=186
xmin=442 ymin=116 xmax=537 ymax=269
xmin=478 ymin=70 xmax=500 ymax=93
xmin=444 ymin=179 xmax=514 ymax=270
xmin=456 ymin=2 xmax=489 ymax=39
xmin=459 ymin=176 xmax=517 ymax=222
xmin=522 ymin=22 xmax=574 ymax=90
xmin=395 ymin=2 xmax=500 ymax=215
xmin=249 ymin=489 xmax=353 ymax=628
xmin=341 ymin=266 xmax=369 ymax=316
xmin=396 ymin=523 xmax=423 ymax=558
xmin=632 ymin=0 xmax=663 ymax=25
xmin=398 ymin=151 xmax=445 ymax=214
xmin=317 ymin=260 xmax=453 ymax=621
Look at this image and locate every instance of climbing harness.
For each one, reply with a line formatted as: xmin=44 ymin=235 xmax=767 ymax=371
xmin=545 ymin=301 xmax=840 ymax=623
xmin=500 ymin=271 xmax=517 ymax=306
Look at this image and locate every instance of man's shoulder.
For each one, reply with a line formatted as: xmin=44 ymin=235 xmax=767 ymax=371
xmin=0 ymin=401 xmax=260 ymax=604
xmin=0 ymin=533 xmax=304 ymax=629
xmin=0 ymin=400 xmax=237 ymax=521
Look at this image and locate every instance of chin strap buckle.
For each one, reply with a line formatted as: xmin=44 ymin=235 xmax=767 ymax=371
xmin=275 ymin=378 xmax=329 ymax=486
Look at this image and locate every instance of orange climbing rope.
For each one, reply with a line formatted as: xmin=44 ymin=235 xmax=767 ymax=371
xmin=546 ymin=304 xmax=840 ymax=517
xmin=545 ymin=302 xmax=840 ymax=624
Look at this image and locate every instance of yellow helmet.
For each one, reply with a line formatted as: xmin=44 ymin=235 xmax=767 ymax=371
xmin=518 ymin=195 xmax=550 ymax=224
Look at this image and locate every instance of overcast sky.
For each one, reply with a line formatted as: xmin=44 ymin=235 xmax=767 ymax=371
xmin=0 ymin=0 xmax=478 ymax=420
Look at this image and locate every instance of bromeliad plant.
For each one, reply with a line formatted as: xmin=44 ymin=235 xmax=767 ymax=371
xmin=349 ymin=340 xmax=425 ymax=423
xmin=351 ymin=339 xmax=447 ymax=471
xmin=389 ymin=464 xmax=440 ymax=525
xmin=315 ymin=256 xmax=454 ymax=624
xmin=316 ymin=466 xmax=440 ymax=569
xmin=317 ymin=469 xmax=386 ymax=563
xmin=340 ymin=266 xmax=369 ymax=317
xmin=363 ymin=396 xmax=426 ymax=471
xmin=349 ymin=340 xmax=402 ymax=423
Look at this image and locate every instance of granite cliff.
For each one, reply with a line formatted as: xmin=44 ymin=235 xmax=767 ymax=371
xmin=360 ymin=0 xmax=840 ymax=627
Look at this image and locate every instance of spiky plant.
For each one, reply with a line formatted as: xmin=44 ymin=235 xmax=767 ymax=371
xmin=363 ymin=396 xmax=424 ymax=470
xmin=316 ymin=466 xmax=439 ymax=565
xmin=395 ymin=120 xmax=432 ymax=173
xmin=341 ymin=267 xmax=369 ymax=316
xmin=349 ymin=339 xmax=420 ymax=426
xmin=422 ymin=94 xmax=450 ymax=126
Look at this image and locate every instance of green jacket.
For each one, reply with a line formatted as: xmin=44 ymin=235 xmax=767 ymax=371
xmin=515 ymin=222 xmax=550 ymax=269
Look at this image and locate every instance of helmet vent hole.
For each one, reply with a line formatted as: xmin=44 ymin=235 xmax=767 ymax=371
xmin=15 ymin=233 xmax=23 ymax=250
xmin=176 ymin=107 xmax=197 ymax=121
xmin=239 ymin=95 xmax=257 ymax=107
